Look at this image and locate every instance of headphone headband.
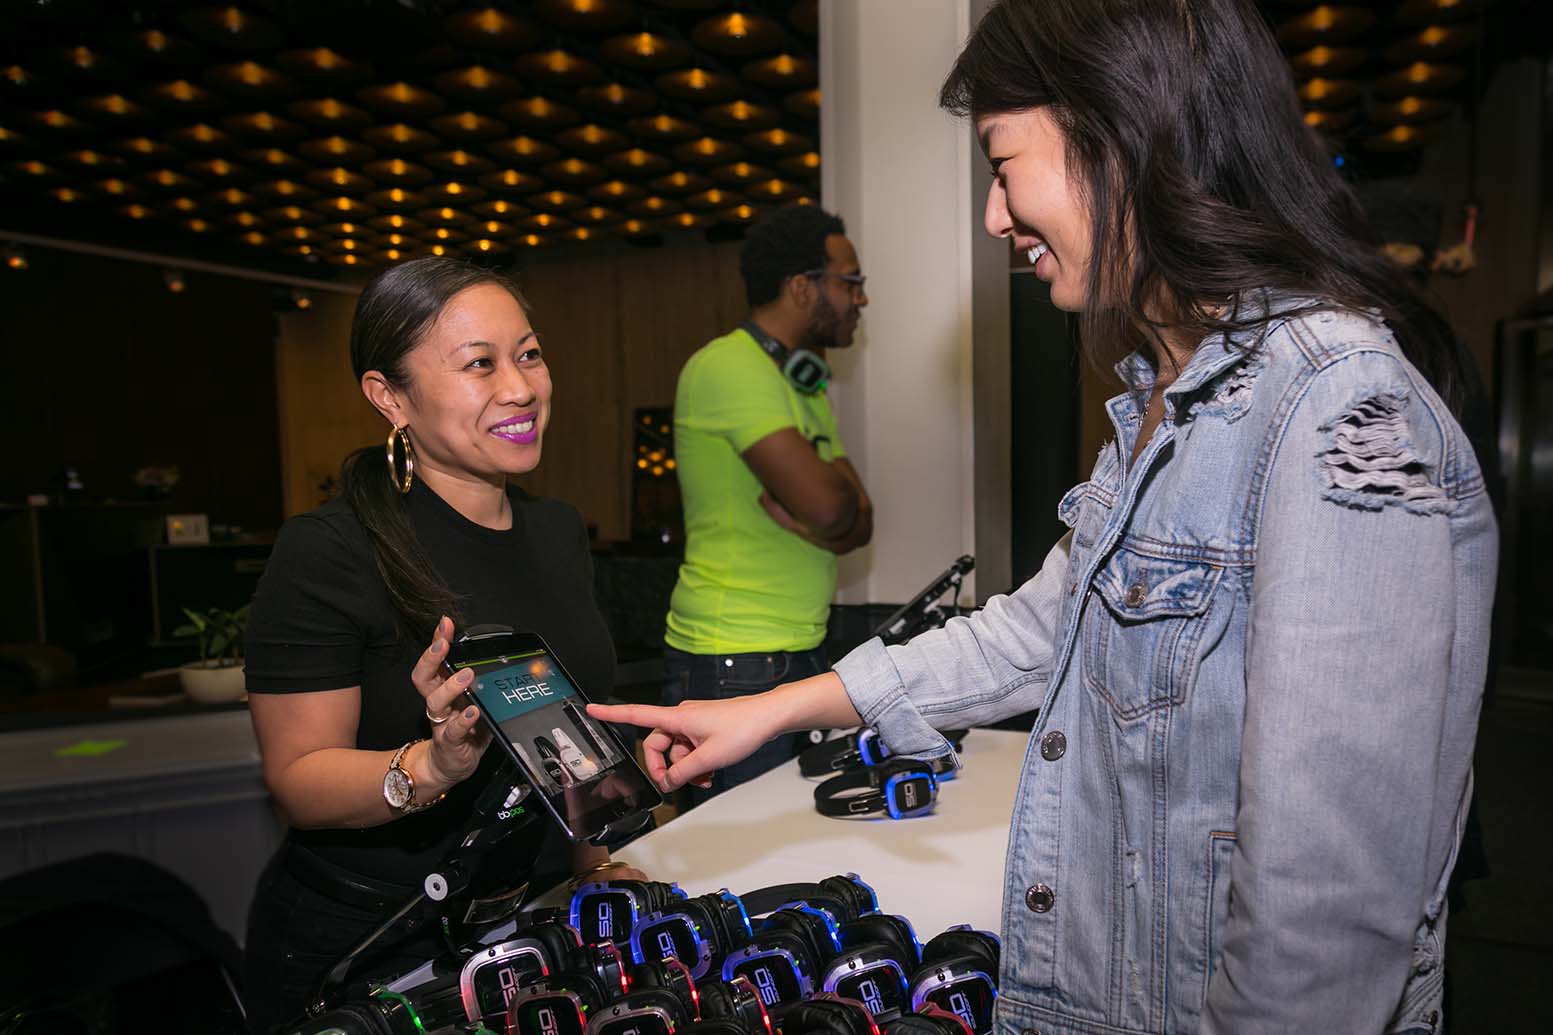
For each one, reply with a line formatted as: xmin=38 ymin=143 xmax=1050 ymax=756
xmin=741 ymin=321 xmax=830 ymax=395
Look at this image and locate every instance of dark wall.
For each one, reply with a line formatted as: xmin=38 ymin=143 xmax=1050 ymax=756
xmin=0 ymin=248 xmax=284 ymax=532
xmin=1010 ymin=273 xmax=1080 ymax=585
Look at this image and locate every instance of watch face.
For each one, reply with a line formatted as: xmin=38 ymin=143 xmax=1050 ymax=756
xmin=723 ymin=952 xmax=806 ymax=1011
xmin=463 ymin=947 xmax=548 ymax=1022
xmin=827 ymin=961 xmax=908 ymax=1018
xmin=573 ymin=889 xmax=637 ymax=946
xmin=883 ymin=773 xmax=935 ymax=818
xmin=590 ymin=1006 xmax=677 ymax=1035
xmin=510 ymin=992 xmax=588 ymax=1035
xmin=383 ymin=767 xmax=413 ymax=808
xmin=914 ymin=977 xmax=996 ymax=1035
xmin=632 ymin=914 xmax=709 ymax=974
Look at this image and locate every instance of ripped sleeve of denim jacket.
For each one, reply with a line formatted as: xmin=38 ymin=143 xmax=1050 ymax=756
xmin=1315 ymin=389 xmax=1453 ymax=515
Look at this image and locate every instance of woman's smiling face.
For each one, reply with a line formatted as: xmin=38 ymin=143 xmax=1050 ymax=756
xmin=393 ymin=282 xmax=552 ymax=480
xmin=978 ymin=107 xmax=1094 ymax=313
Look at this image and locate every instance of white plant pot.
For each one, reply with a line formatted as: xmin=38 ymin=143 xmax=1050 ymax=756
xmin=179 ymin=659 xmax=247 ymax=704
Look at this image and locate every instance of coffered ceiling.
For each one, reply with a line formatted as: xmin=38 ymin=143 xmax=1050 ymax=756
xmin=1 ymin=0 xmax=820 ymax=276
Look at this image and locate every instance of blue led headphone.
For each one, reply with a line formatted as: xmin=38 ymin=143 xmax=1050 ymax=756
xmin=800 ymin=730 xmax=964 ymax=782
xmin=742 ymin=320 xmax=830 ymax=395
xmin=813 ymin=759 xmax=939 ymax=820
xmin=628 ymin=877 xmax=877 ymax=981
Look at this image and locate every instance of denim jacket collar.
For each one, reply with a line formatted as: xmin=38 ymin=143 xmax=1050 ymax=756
xmin=1111 ymin=289 xmax=1309 ymax=420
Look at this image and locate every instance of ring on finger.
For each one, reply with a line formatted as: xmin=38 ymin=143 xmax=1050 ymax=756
xmin=426 ymin=706 xmax=453 ymax=726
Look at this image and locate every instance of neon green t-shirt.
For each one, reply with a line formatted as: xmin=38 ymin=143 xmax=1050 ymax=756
xmin=665 ymin=327 xmax=846 ymax=655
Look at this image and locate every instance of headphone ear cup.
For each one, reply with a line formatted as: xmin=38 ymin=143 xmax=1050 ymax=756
xmin=628 ymin=960 xmax=669 ymax=991
xmin=883 ymin=1014 xmax=967 ymax=1035
xmin=683 ymin=898 xmax=719 ymax=951
xmin=760 ymin=911 xmax=828 ymax=969
xmin=553 ymin=969 xmax=609 ymax=1011
xmin=784 ymin=998 xmax=875 ymax=1035
xmin=696 ymin=980 xmax=731 ymax=1018
xmin=683 ymin=1021 xmax=749 ymax=1035
xmin=625 ymin=988 xmax=687 ymax=1021
xmin=839 ymin=915 xmax=918 ymax=968
xmin=643 ymin=880 xmax=673 ymax=915
xmin=525 ymin=920 xmax=585 ymax=970
xmin=920 ymin=930 xmax=998 ymax=973
xmin=817 ymin=876 xmax=870 ymax=921
xmin=781 ymin=1000 xmax=842 ymax=1035
xmin=762 ymin=926 xmax=818 ymax=971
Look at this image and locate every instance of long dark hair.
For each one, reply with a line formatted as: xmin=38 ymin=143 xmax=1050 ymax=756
xmin=941 ymin=0 xmax=1462 ymax=407
xmin=341 ymin=257 xmax=531 ymax=639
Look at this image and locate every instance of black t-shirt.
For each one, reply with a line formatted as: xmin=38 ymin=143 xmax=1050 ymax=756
xmin=245 ymin=479 xmax=616 ymax=886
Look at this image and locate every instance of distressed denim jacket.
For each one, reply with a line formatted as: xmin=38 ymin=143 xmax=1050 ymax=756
xmin=833 ymin=300 xmax=1496 ymax=1035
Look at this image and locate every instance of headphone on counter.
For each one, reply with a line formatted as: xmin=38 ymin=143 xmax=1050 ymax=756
xmin=814 ymin=759 xmax=940 ymax=820
xmin=507 ymin=972 xmax=612 ymax=1035
xmin=631 ymin=889 xmax=753 ymax=979
xmin=719 ymin=902 xmax=844 ymax=1017
xmin=780 ymin=993 xmax=880 ymax=1035
xmin=820 ymin=914 xmax=923 ymax=1021
xmin=906 ymin=929 xmax=1000 ymax=1035
xmin=800 ymin=730 xmax=965 ymax=781
xmin=742 ymin=320 xmax=830 ymax=395
xmin=570 ymin=879 xmax=686 ymax=951
xmin=884 ymin=1005 xmax=974 ymax=1035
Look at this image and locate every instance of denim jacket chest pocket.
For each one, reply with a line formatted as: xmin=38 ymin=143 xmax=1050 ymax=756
xmin=1083 ymin=545 xmax=1226 ymax=720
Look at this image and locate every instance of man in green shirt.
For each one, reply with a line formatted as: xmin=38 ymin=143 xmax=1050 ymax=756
xmin=664 ymin=205 xmax=873 ymax=801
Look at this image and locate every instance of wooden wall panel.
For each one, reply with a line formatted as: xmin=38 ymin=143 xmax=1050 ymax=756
xmin=274 ymin=292 xmax=379 ymax=518
xmin=514 ymin=252 xmax=627 ymax=540
xmin=0 ymin=248 xmax=283 ymax=531
xmin=516 ymin=240 xmax=746 ymax=541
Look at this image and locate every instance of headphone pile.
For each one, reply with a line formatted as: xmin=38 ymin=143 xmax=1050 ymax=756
xmin=560 ymin=873 xmax=1000 ymax=1035
xmin=290 ymin=873 xmax=1000 ymax=1035
xmin=801 ymin=730 xmax=966 ymax=821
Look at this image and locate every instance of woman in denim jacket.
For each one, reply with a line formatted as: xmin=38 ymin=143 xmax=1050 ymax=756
xmin=593 ymin=1 xmax=1496 ymax=1031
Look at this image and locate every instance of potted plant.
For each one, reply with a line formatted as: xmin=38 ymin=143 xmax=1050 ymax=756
xmin=173 ymin=604 xmax=250 ymax=703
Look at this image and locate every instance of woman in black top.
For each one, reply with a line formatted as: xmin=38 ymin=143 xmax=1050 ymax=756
xmin=243 ymin=258 xmax=641 ymax=1034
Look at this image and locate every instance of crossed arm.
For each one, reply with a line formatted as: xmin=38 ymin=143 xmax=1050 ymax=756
xmin=742 ymin=427 xmax=873 ymax=554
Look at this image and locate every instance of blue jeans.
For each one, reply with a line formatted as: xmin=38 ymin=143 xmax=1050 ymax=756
xmin=662 ymin=646 xmax=830 ymax=805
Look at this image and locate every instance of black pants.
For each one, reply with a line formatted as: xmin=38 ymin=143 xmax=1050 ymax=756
xmin=662 ymin=645 xmax=830 ymax=806
xmin=243 ymin=848 xmax=443 ymax=1035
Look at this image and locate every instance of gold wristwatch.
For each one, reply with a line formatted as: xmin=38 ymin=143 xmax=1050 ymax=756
xmin=383 ymin=740 xmax=445 ymax=814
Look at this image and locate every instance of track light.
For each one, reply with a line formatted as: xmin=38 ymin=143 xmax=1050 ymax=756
xmin=163 ymin=268 xmax=186 ymax=292
xmin=3 ymin=243 xmax=27 ymax=270
xmin=292 ymin=287 xmax=313 ymax=309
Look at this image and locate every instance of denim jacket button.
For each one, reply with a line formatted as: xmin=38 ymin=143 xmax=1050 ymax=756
xmin=1025 ymin=883 xmax=1054 ymax=912
xmin=1040 ymin=731 xmax=1067 ymax=761
xmin=1124 ymin=582 xmax=1147 ymax=607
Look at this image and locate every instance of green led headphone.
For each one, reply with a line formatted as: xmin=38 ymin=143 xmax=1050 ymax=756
xmin=742 ymin=321 xmax=831 ymax=395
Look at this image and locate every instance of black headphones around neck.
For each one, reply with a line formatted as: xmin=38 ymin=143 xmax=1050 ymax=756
xmin=742 ymin=320 xmax=830 ymax=395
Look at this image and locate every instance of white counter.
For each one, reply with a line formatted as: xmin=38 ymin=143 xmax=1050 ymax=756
xmin=614 ymin=728 xmax=1029 ymax=936
xmin=0 ymin=709 xmax=282 ymax=942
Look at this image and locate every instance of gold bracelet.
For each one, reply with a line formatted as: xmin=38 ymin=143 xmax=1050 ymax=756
xmin=568 ymin=859 xmax=629 ymax=888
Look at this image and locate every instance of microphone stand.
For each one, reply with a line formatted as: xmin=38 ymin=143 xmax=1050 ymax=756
xmin=310 ymin=763 xmax=539 ymax=1016
xmin=872 ymin=554 xmax=976 ymax=646
xmin=804 ymin=555 xmax=976 ymax=750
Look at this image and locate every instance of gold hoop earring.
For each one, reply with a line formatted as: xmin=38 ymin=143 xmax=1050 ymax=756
xmin=386 ymin=425 xmax=415 ymax=495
